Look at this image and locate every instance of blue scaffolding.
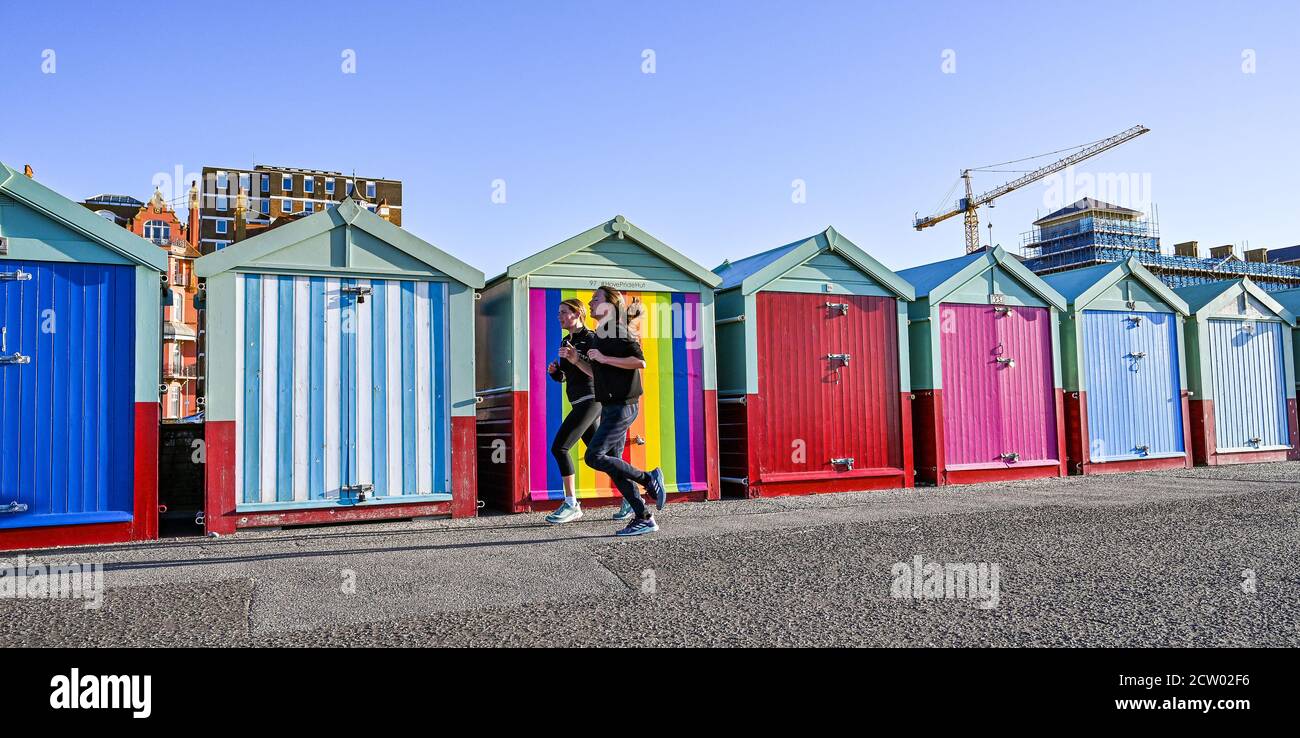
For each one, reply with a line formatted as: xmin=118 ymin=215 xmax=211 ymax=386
xmin=1020 ymin=203 xmax=1300 ymax=292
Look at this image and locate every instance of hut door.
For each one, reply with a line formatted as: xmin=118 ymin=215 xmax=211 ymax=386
xmin=1081 ymin=311 xmax=1184 ymax=461
xmin=236 ymin=276 xmax=451 ymax=507
xmin=1207 ymin=319 xmax=1289 ymax=451
xmin=0 ymin=261 xmax=136 ymax=530
xmin=993 ymin=305 xmax=1058 ymax=464
xmin=527 ymin=288 xmax=707 ymax=501
xmin=754 ymin=292 xmax=901 ymax=478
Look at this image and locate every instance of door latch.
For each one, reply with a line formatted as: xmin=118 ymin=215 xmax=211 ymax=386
xmin=341 ymin=285 xmax=373 ymax=304
xmin=1134 ymin=444 xmax=1150 ymax=456
xmin=993 ymin=305 xmax=1015 ymax=316
xmin=996 ymin=357 xmax=1016 ymax=368
xmin=1126 ymin=314 xmax=1143 ymax=326
xmin=1 ymin=501 xmax=29 ymax=514
xmin=1000 ymin=452 xmax=1020 ymax=462
xmin=1128 ymin=351 xmax=1147 ymax=360
xmin=830 ymin=457 xmax=855 ymax=470
xmin=632 ymin=435 xmax=646 ymax=446
xmin=0 ymin=327 xmax=30 ymax=366
xmin=1248 ymin=437 xmax=1262 ymax=447
xmin=825 ymin=302 xmax=849 ymax=315
xmin=340 ymin=483 xmax=375 ymax=502
xmin=0 ymin=269 xmax=33 ymax=282
xmin=825 ymin=353 xmax=851 ymax=366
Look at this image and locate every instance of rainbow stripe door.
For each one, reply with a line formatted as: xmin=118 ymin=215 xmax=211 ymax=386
xmin=235 ymin=274 xmax=451 ymax=505
xmin=527 ymin=287 xmax=707 ymax=501
xmin=940 ymin=303 xmax=1058 ymax=466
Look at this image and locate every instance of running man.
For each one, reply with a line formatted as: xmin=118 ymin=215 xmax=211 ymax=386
xmin=544 ymin=298 xmax=601 ymax=524
xmin=579 ymin=285 xmax=666 ymax=537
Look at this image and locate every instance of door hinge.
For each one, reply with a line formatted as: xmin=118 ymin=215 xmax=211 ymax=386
xmin=1 ymin=500 xmax=29 ymax=514
xmin=0 ymin=269 xmax=33 ymax=282
xmin=830 ymin=457 xmax=855 ymax=471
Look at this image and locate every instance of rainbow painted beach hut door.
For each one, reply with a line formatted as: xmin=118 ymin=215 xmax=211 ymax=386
xmin=528 ymin=287 xmax=706 ymax=501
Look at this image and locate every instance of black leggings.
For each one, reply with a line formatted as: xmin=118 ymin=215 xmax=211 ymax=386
xmin=552 ymin=400 xmax=601 ymax=477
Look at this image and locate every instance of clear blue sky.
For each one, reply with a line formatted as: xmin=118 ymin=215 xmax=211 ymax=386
xmin=2 ymin=0 xmax=1297 ymax=276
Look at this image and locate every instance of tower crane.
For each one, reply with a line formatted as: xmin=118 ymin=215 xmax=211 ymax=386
xmin=914 ymin=125 xmax=1150 ymax=254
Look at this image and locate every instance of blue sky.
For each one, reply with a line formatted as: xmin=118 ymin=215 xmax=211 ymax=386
xmin=2 ymin=0 xmax=1298 ymax=276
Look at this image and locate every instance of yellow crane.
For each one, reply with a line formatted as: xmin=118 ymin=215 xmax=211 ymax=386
xmin=914 ymin=125 xmax=1150 ymax=254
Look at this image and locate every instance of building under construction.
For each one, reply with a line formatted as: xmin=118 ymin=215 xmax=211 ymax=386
xmin=1020 ymin=198 xmax=1300 ymax=292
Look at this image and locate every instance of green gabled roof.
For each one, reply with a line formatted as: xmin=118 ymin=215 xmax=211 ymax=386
xmin=714 ymin=226 xmax=915 ymax=300
xmin=1271 ymin=287 xmax=1300 ymax=317
xmin=0 ymin=161 xmax=167 ymax=272
xmin=194 ymin=198 xmax=485 ymax=287
xmin=897 ymin=245 xmax=1066 ymax=310
xmin=1042 ymin=258 xmax=1189 ymax=316
xmin=1173 ymin=277 xmax=1297 ymax=326
xmin=494 ymin=215 xmax=721 ymax=288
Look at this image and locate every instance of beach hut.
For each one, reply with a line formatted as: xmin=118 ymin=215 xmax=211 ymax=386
xmin=712 ymin=227 xmax=916 ymax=497
xmin=196 ymin=199 xmax=484 ymax=534
xmin=475 ymin=215 xmax=722 ymax=513
xmin=0 ymin=162 xmax=166 ymax=550
xmin=897 ymin=246 xmax=1068 ymax=486
xmin=1174 ymin=278 xmax=1297 ymax=466
xmin=1043 ymin=259 xmax=1193 ymax=474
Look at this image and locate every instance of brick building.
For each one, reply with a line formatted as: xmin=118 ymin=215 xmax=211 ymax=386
xmin=197 ymin=164 xmax=402 ymax=252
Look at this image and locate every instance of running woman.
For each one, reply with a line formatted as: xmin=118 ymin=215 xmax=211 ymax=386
xmin=544 ymin=298 xmax=601 ymax=524
xmin=579 ymin=285 xmax=667 ymax=537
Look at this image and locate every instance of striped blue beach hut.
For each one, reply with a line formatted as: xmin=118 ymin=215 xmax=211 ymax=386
xmin=195 ymin=199 xmax=484 ymax=534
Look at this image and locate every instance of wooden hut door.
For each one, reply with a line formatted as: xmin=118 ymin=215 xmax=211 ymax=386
xmin=0 ymin=261 xmax=136 ymax=530
xmin=755 ymin=292 xmax=901 ymax=479
xmin=235 ymin=275 xmax=452 ymax=507
xmin=1081 ymin=310 xmax=1184 ymax=461
xmin=1207 ymin=319 xmax=1289 ymax=451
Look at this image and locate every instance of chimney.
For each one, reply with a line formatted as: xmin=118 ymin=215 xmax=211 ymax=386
xmin=187 ymin=180 xmax=200 ymax=250
xmin=1210 ymin=244 xmax=1236 ymax=260
xmin=234 ymin=188 xmax=248 ymax=243
xmin=1245 ymin=247 xmax=1269 ymax=263
xmin=377 ymin=198 xmax=391 ymax=222
xmin=1173 ymin=240 xmax=1199 ymax=258
xmin=23 ymin=164 xmax=34 ymax=178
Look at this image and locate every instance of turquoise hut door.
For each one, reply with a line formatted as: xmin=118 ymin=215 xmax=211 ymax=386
xmin=235 ymin=274 xmax=452 ymax=507
xmin=1207 ymin=318 xmax=1289 ymax=451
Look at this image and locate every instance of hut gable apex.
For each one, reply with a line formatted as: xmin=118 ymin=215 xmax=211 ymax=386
xmin=195 ymin=198 xmax=484 ymax=287
xmin=716 ymin=226 xmax=914 ymax=300
xmin=899 ymin=246 xmax=1066 ymax=310
xmin=501 ymin=215 xmax=721 ymax=289
xmin=1175 ymin=278 xmax=1296 ymax=326
xmin=1046 ymin=258 xmax=1189 ymax=315
xmin=0 ymin=161 xmax=167 ymax=271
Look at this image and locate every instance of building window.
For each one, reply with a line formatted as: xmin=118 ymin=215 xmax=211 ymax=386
xmin=304 ymin=178 xmax=314 ymax=194
xmin=283 ymin=199 xmax=293 ymax=213
xmin=171 ymin=288 xmax=186 ymax=324
xmin=260 ymin=174 xmax=270 ymax=193
xmin=346 ymin=180 xmax=354 ymax=196
xmin=215 ymin=220 xmax=228 ymax=234
xmin=366 ymin=181 xmax=376 ymax=198
xmin=166 ymin=384 xmax=181 ymax=418
xmin=282 ymin=174 xmax=293 ymax=192
xmin=325 ymin=178 xmax=335 ymax=194
xmin=239 ymin=173 xmax=250 ymax=194
xmin=216 ymin=195 xmax=227 ymax=211
xmin=216 ymin=171 xmax=228 ymax=191
xmin=260 ymin=198 xmax=270 ymax=215
xmin=214 ymin=241 xmax=230 ymax=250
xmin=144 ymin=220 xmax=171 ymax=245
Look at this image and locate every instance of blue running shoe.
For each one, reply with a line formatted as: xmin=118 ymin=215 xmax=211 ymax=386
xmin=545 ymin=502 xmax=582 ymax=525
xmin=612 ymin=500 xmax=635 ymax=521
xmin=615 ymin=517 xmax=659 ymax=537
xmin=645 ymin=468 xmax=667 ymax=510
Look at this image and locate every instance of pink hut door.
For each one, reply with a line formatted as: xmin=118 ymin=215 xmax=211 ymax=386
xmin=939 ymin=303 xmax=1058 ymax=467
